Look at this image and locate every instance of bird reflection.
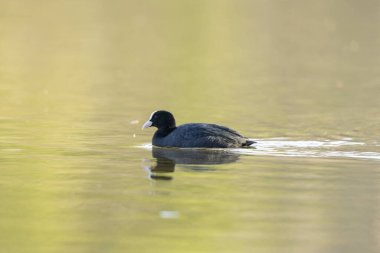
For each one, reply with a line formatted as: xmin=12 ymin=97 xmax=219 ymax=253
xmin=147 ymin=147 xmax=240 ymax=180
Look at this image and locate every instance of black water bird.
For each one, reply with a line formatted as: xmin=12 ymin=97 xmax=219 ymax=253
xmin=142 ymin=110 xmax=255 ymax=148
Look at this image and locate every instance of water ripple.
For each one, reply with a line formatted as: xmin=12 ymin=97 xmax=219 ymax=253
xmin=234 ymin=138 xmax=380 ymax=161
xmin=138 ymin=138 xmax=380 ymax=161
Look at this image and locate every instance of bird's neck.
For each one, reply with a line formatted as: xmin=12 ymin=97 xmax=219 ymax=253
xmin=154 ymin=127 xmax=176 ymax=138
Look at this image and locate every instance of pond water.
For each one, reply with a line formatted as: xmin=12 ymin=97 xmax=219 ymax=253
xmin=1 ymin=1 xmax=380 ymax=253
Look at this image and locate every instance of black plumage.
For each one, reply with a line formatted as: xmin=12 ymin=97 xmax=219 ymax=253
xmin=142 ymin=110 xmax=255 ymax=148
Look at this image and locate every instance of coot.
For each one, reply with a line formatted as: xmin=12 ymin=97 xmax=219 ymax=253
xmin=142 ymin=110 xmax=255 ymax=148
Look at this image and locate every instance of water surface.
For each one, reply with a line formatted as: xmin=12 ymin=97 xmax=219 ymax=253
xmin=1 ymin=1 xmax=380 ymax=253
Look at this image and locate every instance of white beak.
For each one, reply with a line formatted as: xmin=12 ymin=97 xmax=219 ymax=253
xmin=142 ymin=120 xmax=153 ymax=129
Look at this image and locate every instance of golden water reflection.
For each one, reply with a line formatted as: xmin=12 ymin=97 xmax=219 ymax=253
xmin=1 ymin=1 xmax=380 ymax=253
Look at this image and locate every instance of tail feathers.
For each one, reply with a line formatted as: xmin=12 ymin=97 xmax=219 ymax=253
xmin=242 ymin=139 xmax=256 ymax=147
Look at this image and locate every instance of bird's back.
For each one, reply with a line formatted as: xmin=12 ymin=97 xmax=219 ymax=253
xmin=153 ymin=123 xmax=252 ymax=148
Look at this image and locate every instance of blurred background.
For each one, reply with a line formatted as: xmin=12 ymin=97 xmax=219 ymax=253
xmin=1 ymin=0 xmax=380 ymax=139
xmin=0 ymin=1 xmax=380 ymax=253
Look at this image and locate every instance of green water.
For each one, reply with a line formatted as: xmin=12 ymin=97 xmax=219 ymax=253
xmin=1 ymin=1 xmax=380 ymax=252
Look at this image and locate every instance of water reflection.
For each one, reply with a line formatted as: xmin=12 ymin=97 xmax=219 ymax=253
xmin=147 ymin=147 xmax=240 ymax=180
